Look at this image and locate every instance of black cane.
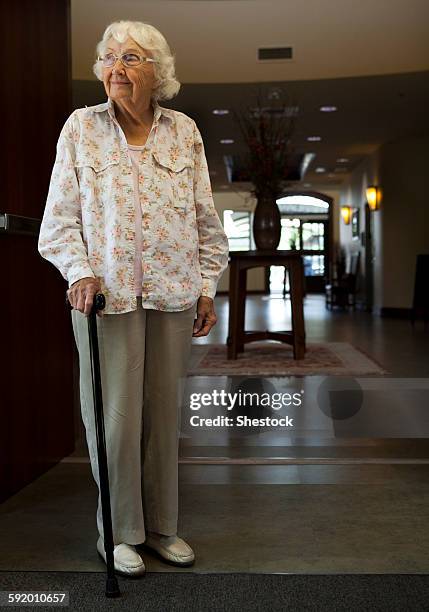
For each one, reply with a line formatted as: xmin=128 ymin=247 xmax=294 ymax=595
xmin=66 ymin=293 xmax=121 ymax=598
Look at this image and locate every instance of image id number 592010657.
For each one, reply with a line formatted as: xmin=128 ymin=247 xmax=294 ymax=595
xmin=0 ymin=591 xmax=69 ymax=606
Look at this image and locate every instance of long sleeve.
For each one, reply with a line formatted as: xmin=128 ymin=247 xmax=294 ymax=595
xmin=38 ymin=111 xmax=95 ymax=288
xmin=192 ymin=121 xmax=229 ymax=299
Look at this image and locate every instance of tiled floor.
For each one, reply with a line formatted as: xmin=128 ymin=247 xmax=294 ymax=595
xmin=2 ymin=462 xmax=429 ymax=574
xmin=2 ymin=294 xmax=429 ymax=574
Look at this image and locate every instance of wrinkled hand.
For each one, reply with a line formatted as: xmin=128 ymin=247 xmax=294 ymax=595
xmin=193 ymin=296 xmax=217 ymax=337
xmin=66 ymin=277 xmax=104 ymax=318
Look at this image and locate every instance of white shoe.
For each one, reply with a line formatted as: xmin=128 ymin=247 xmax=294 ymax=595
xmin=97 ymin=535 xmax=146 ymax=577
xmin=144 ymin=532 xmax=195 ymax=566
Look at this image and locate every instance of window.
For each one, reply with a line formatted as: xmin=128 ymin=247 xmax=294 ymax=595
xmin=223 ymin=210 xmax=251 ymax=251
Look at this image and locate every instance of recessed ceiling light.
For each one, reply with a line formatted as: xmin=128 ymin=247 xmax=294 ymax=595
xmin=220 ymin=139 xmax=234 ymax=144
xmin=320 ymin=106 xmax=337 ymax=112
xmin=315 ymin=167 xmax=326 ymax=173
xmin=213 ymin=109 xmax=229 ymax=115
xmin=336 ymin=157 xmax=349 ymax=163
xmin=307 ymin=136 xmax=321 ymax=141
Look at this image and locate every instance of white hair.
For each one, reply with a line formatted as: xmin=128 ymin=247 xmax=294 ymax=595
xmin=92 ymin=20 xmax=181 ymax=102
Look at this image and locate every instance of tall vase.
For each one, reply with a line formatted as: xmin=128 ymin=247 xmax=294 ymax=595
xmin=253 ymin=193 xmax=281 ymax=250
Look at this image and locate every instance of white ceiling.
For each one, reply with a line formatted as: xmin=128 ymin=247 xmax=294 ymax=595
xmin=71 ymin=0 xmax=429 ymax=191
xmin=72 ymin=0 xmax=429 ymax=82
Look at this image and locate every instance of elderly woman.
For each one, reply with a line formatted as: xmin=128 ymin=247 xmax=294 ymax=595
xmin=38 ymin=20 xmax=229 ymax=577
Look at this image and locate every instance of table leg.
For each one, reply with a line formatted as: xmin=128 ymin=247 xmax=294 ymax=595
xmin=289 ymin=260 xmax=306 ymax=359
xmin=227 ymin=261 xmax=240 ymax=359
xmin=237 ymin=268 xmax=247 ymax=352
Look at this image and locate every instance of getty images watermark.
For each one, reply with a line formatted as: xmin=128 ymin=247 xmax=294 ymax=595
xmin=188 ymin=388 xmax=303 ymax=428
xmin=185 ymin=376 xmax=429 ymax=435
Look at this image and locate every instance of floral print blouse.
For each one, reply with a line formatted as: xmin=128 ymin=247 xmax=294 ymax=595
xmin=38 ymin=97 xmax=229 ymax=314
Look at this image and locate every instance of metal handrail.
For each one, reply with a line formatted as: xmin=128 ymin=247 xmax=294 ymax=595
xmin=0 ymin=213 xmax=40 ymax=236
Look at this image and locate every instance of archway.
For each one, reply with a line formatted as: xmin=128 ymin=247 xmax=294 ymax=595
xmin=269 ymin=191 xmax=334 ymax=294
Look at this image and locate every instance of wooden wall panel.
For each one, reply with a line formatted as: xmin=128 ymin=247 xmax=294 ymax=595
xmin=2 ymin=0 xmax=72 ymax=218
xmin=0 ymin=0 xmax=74 ymax=502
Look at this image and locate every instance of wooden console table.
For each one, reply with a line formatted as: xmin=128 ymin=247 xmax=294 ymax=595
xmin=227 ymin=250 xmax=306 ymax=360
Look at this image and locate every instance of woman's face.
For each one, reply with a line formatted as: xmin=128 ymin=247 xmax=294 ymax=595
xmin=101 ymin=36 xmax=157 ymax=104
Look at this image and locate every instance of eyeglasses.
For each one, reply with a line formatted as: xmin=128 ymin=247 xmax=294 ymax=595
xmin=97 ymin=52 xmax=157 ymax=68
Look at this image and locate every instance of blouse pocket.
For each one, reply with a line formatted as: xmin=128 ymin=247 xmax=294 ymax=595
xmin=74 ymin=154 xmax=120 ymax=174
xmin=152 ymin=150 xmax=194 ymax=208
xmin=74 ymin=154 xmax=121 ymax=214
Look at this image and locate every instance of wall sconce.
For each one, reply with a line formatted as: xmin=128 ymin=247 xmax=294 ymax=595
xmin=341 ymin=205 xmax=352 ymax=225
xmin=366 ymin=185 xmax=381 ymax=211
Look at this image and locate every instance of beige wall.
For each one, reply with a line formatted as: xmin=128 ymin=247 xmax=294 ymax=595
xmin=338 ymin=151 xmax=381 ymax=307
xmin=379 ymin=136 xmax=429 ymax=309
xmin=339 ymin=136 xmax=429 ymax=311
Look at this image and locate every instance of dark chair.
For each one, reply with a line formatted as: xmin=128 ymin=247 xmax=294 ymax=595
xmin=326 ymin=251 xmax=360 ymax=310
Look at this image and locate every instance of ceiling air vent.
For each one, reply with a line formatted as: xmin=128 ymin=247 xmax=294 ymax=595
xmin=258 ymin=47 xmax=293 ymax=61
xmin=249 ymin=106 xmax=299 ymax=118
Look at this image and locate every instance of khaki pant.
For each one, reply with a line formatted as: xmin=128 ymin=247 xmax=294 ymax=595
xmin=71 ymin=297 xmax=196 ymax=545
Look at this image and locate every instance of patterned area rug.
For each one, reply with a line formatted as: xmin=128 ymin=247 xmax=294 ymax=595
xmin=188 ymin=341 xmax=387 ymax=376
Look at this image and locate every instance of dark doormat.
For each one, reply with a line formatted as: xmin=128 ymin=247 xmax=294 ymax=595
xmin=0 ymin=571 xmax=428 ymax=611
